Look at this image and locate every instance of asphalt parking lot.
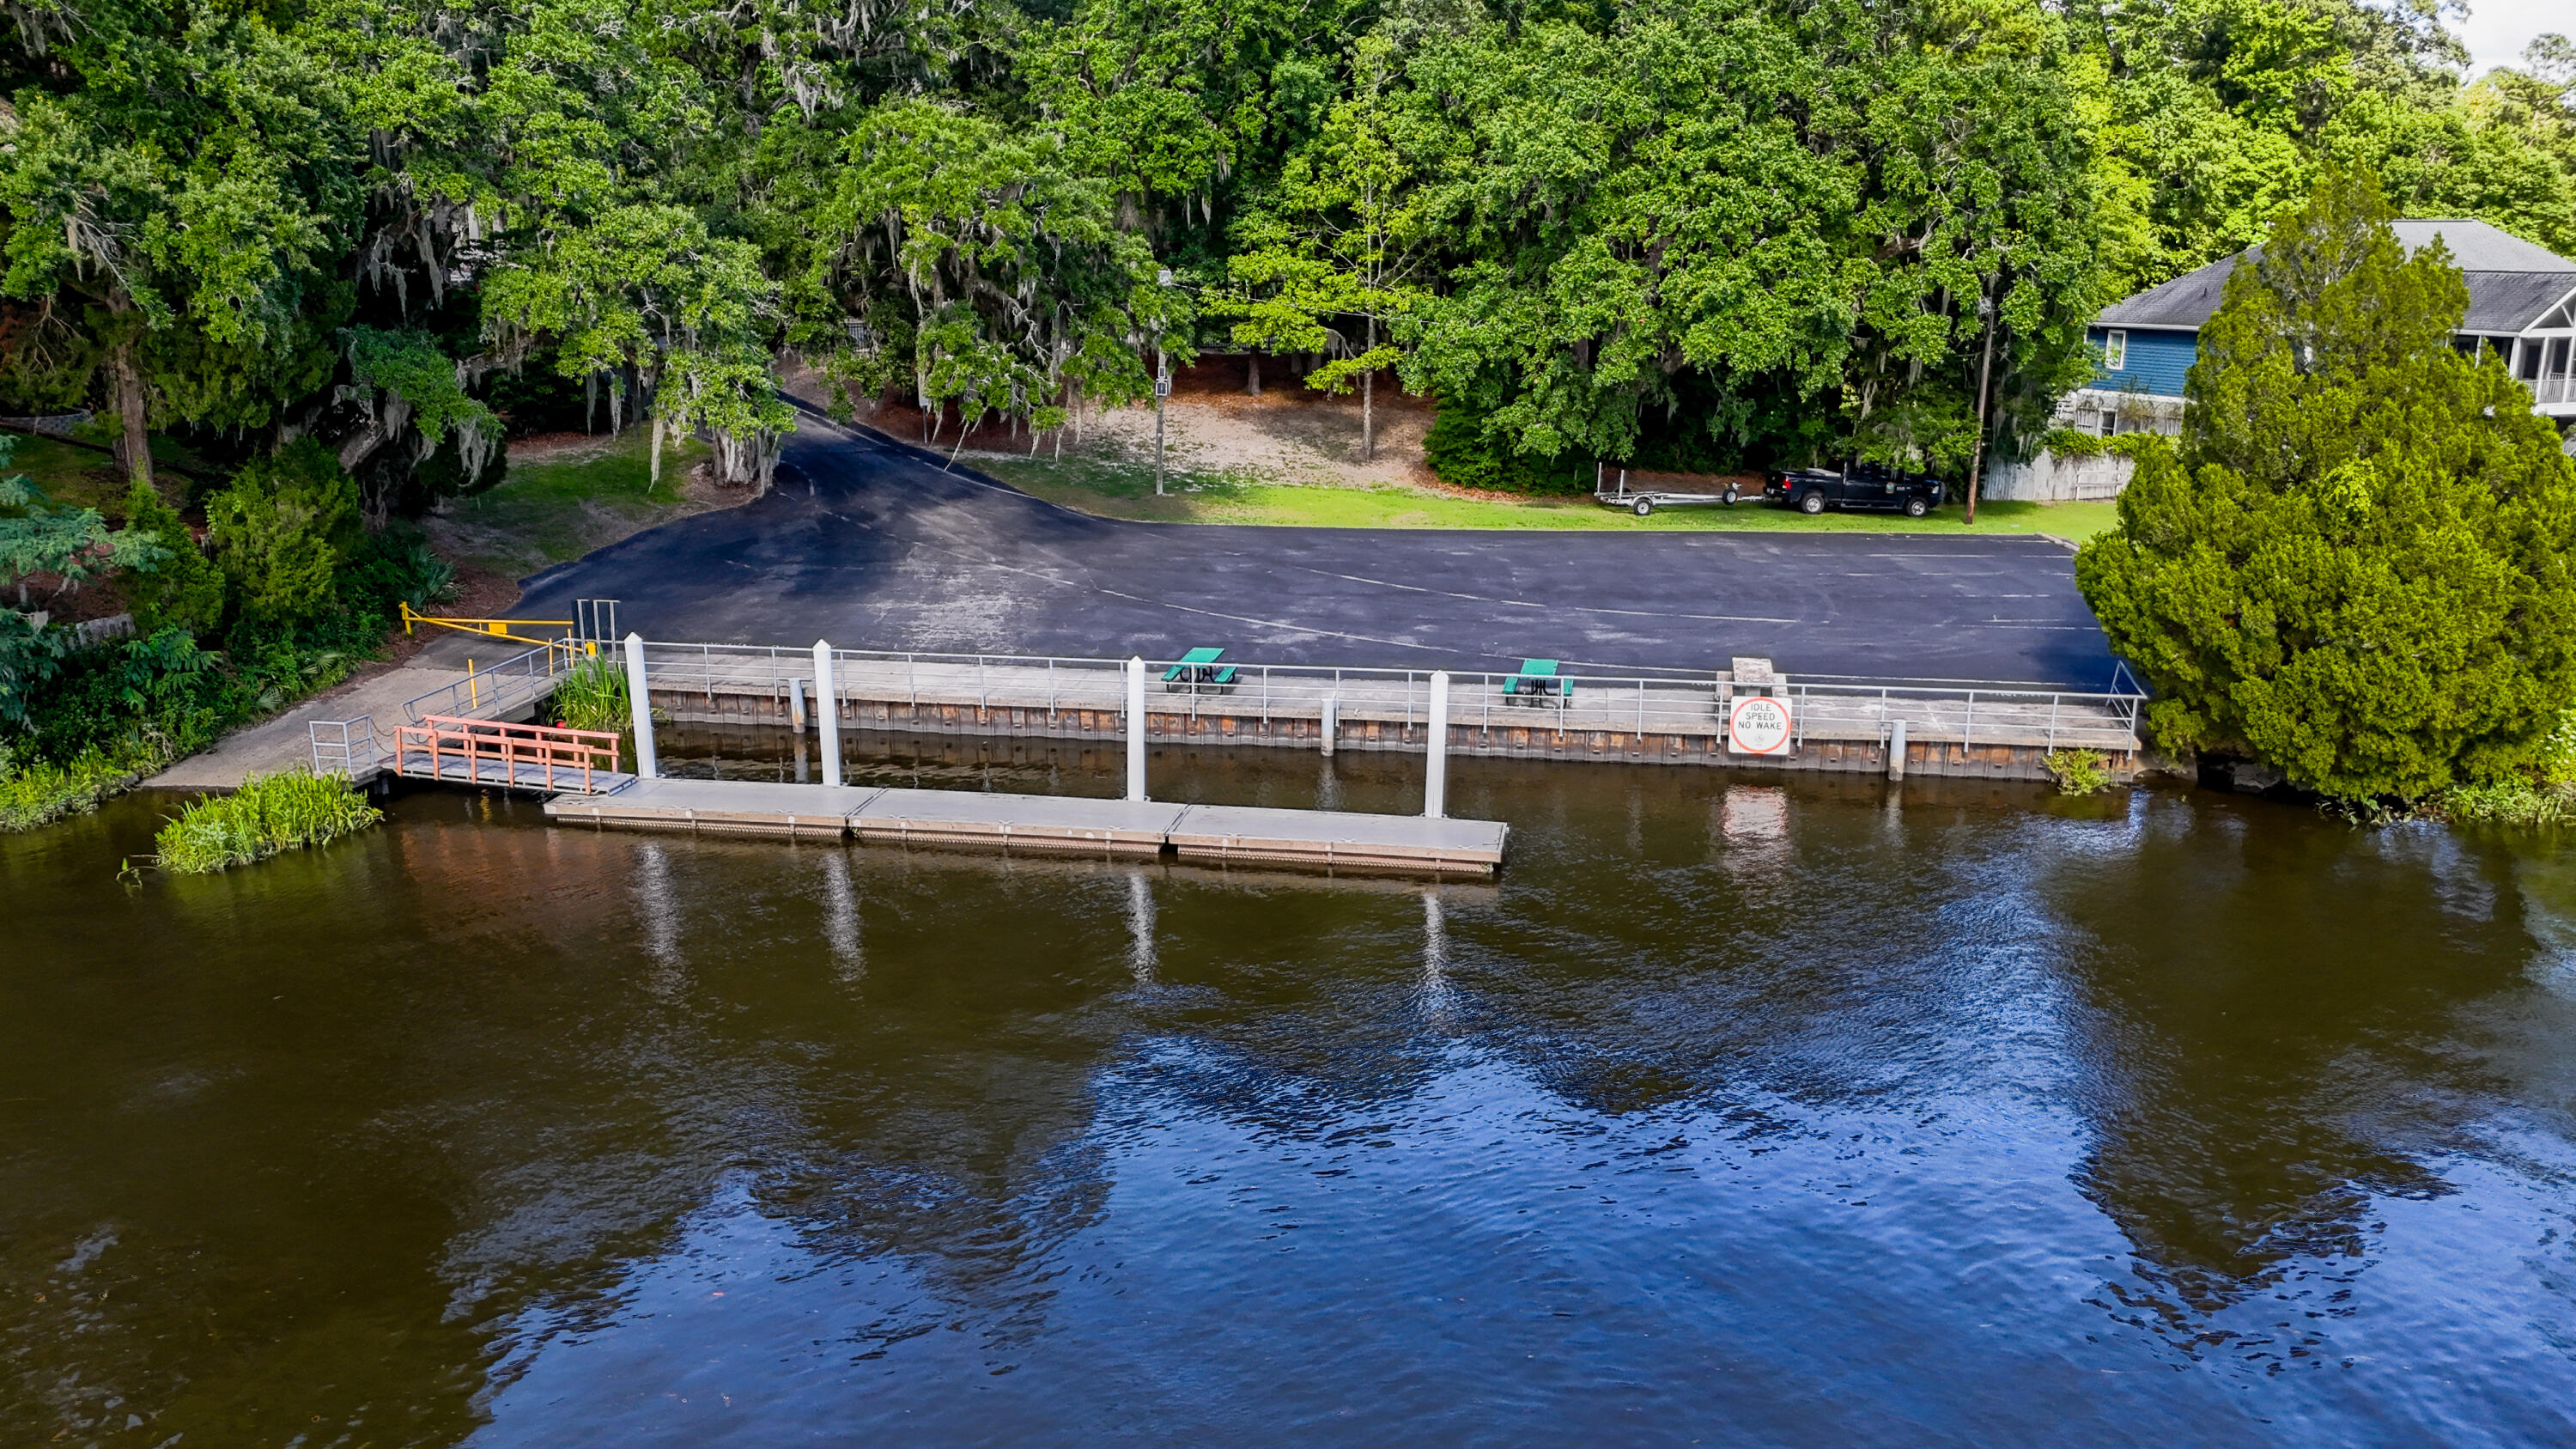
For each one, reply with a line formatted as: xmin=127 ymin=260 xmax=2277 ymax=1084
xmin=477 ymin=412 xmax=2120 ymax=689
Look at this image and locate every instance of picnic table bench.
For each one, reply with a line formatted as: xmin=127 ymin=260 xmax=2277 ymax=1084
xmin=1163 ymin=646 xmax=1239 ymax=691
xmin=1504 ymin=658 xmax=1571 ymax=701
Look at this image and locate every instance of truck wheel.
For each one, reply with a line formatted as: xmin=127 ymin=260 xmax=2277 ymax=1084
xmin=1722 ymin=487 xmax=1739 ymax=506
xmin=1903 ymin=496 xmax=1929 ymax=518
xmin=1799 ymin=491 xmax=1826 ymax=515
xmin=1633 ymin=498 xmax=1655 ymax=516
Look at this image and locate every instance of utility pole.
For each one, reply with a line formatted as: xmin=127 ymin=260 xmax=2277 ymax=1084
xmin=1965 ymin=288 xmax=1998 ymax=527
xmin=1154 ymin=347 xmax=1171 ymax=496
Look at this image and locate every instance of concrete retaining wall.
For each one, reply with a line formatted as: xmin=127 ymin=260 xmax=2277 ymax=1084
xmin=647 ymin=688 xmax=2137 ymax=786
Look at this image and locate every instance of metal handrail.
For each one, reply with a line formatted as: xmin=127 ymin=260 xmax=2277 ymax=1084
xmin=626 ymin=640 xmax=2148 ymax=747
xmin=394 ymin=715 xmax=622 ymax=793
xmin=398 ymin=638 xmax=591 ymax=724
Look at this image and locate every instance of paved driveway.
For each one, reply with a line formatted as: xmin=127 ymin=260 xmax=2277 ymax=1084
xmin=471 ymin=412 xmax=2118 ymax=688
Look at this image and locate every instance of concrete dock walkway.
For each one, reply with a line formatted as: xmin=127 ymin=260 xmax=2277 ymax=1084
xmin=541 ymin=776 xmax=1508 ymax=878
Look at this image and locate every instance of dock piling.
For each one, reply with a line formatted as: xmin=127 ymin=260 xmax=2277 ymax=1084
xmin=814 ymin=641 xmax=843 ymax=788
xmin=1425 ymin=671 xmax=1449 ymax=819
xmin=1888 ymin=717 xmax=1907 ymax=781
xmin=1127 ymin=656 xmax=1148 ymax=801
xmin=623 ymin=633 xmax=659 ymax=779
xmin=790 ymin=674 xmax=807 ymax=731
xmin=1321 ymin=694 xmax=1339 ymax=757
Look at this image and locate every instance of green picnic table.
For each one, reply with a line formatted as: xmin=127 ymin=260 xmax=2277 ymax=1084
xmin=1163 ymin=646 xmax=1240 ymax=688
xmin=1504 ymin=657 xmax=1570 ymax=699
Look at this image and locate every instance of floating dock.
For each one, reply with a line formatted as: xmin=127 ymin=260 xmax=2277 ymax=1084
xmin=540 ymin=776 xmax=1508 ymax=878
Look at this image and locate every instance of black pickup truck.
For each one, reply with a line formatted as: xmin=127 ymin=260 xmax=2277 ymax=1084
xmin=1762 ymin=461 xmax=1946 ymax=517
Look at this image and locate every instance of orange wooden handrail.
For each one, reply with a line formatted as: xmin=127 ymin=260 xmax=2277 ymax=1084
xmin=395 ymin=715 xmax=623 ymax=793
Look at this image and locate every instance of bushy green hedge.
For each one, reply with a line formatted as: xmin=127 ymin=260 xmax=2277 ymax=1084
xmin=1422 ymin=401 xmax=1589 ymax=496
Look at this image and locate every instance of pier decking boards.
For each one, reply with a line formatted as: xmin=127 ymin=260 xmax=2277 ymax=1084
xmin=539 ymin=776 xmax=1509 ymax=878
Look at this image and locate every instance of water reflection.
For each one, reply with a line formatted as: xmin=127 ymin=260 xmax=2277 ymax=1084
xmin=6 ymin=739 xmax=2576 ymax=1446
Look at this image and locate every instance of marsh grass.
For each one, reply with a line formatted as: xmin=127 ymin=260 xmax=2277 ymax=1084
xmin=550 ymin=653 xmax=630 ymax=734
xmin=151 ymin=766 xmax=383 ymax=874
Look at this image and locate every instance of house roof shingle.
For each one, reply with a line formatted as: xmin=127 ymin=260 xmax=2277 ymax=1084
xmin=2096 ymin=219 xmax=2576 ymax=335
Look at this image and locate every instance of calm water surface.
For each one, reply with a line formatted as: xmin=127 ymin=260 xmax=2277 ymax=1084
xmin=9 ymin=735 xmax=2576 ymax=1446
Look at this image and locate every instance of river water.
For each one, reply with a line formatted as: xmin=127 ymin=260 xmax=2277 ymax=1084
xmin=9 ymin=735 xmax=2576 ymax=1446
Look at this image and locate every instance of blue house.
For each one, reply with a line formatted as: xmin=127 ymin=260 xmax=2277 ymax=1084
xmin=2065 ymin=218 xmax=2576 ymax=437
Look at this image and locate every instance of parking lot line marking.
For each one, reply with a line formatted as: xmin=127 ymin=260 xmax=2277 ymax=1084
xmin=1284 ymin=568 xmax=1801 ymax=626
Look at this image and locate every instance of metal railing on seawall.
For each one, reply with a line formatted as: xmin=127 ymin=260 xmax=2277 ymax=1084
xmin=630 ymin=642 xmax=2148 ymax=752
xmin=398 ymin=639 xmax=592 ymax=724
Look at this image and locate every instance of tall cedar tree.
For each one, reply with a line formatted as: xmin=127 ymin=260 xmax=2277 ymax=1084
xmin=2075 ymin=169 xmax=2576 ymax=801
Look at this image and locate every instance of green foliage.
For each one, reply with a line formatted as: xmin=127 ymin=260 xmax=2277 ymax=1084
xmin=118 ymin=479 xmax=225 ymax=637
xmin=206 ymin=441 xmax=363 ymax=642
xmin=0 ymin=746 xmax=143 ymax=834
xmin=2076 ymin=168 xmax=2576 ymax=802
xmin=0 ymin=435 xmax=157 ymax=607
xmin=151 ymin=766 xmax=383 ymax=874
xmin=550 ymin=653 xmax=631 ymax=734
xmin=2044 ymin=747 xmax=2113 ymax=795
xmin=1421 ymin=399 xmax=1585 ymax=495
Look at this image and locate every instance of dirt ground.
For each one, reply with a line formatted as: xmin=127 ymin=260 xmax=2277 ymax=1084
xmin=842 ymin=356 xmax=1443 ymax=490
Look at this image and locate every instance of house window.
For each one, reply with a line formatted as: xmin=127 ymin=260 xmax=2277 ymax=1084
xmin=2099 ymin=410 xmax=2120 ymax=437
xmin=2104 ymin=329 xmax=2129 ymax=371
xmin=2521 ymin=340 xmax=2544 ymax=381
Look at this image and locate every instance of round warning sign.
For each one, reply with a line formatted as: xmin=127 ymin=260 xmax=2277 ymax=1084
xmin=1728 ymin=695 xmax=1794 ymax=756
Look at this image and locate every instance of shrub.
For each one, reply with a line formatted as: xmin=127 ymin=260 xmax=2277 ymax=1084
xmin=2075 ymin=169 xmax=2576 ymax=804
xmin=208 ymin=439 xmax=363 ymax=641
xmin=118 ymin=478 xmax=225 ymax=637
xmin=2044 ymin=747 xmax=2113 ymax=795
xmin=1422 ymin=400 xmax=1587 ymax=495
xmin=151 ymin=765 xmax=382 ymax=874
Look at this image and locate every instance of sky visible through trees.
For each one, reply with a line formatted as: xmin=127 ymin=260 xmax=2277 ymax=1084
xmin=1 ymin=0 xmax=2572 ymax=508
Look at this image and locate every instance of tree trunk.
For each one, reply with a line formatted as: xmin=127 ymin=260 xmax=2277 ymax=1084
xmin=1360 ymin=319 xmax=1376 ymax=462
xmin=1965 ymin=295 xmax=1999 ymax=527
xmin=107 ymin=292 xmax=152 ymax=490
xmin=650 ymin=412 xmax=665 ymax=493
xmin=1247 ymin=352 xmax=1261 ymax=397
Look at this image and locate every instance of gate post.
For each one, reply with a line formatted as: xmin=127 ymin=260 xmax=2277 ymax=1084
xmin=623 ymin=633 xmax=659 ymax=780
xmin=814 ymin=641 xmax=842 ymax=788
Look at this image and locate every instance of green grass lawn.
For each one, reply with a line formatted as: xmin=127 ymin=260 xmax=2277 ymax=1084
xmin=974 ymin=453 xmax=2119 ymax=542
xmin=430 ymin=429 xmax=714 ymax=575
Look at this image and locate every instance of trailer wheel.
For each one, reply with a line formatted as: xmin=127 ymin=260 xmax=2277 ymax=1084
xmin=1799 ymin=491 xmax=1827 ymax=515
xmin=1902 ymin=496 xmax=1929 ymax=518
xmin=1722 ymin=487 xmax=1739 ymax=506
xmin=1633 ymin=498 xmax=1655 ymax=517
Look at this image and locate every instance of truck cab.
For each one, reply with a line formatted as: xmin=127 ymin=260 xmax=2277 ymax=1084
xmin=1762 ymin=461 xmax=1946 ymax=517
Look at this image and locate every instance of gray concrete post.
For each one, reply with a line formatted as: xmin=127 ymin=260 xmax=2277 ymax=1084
xmin=1425 ymin=671 xmax=1449 ymax=819
xmin=1321 ymin=694 xmax=1339 ymax=757
xmin=623 ymin=632 xmax=658 ymax=779
xmin=1127 ymin=656 xmax=1148 ymax=801
xmin=1887 ymin=717 xmax=1907 ymax=781
xmin=813 ymin=641 xmax=842 ymax=788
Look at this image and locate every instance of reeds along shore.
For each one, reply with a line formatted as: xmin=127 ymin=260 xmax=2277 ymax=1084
xmin=151 ymin=766 xmax=382 ymax=874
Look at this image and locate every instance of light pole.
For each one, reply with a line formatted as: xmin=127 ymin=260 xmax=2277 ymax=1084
xmin=1153 ymin=269 xmax=1176 ymax=496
